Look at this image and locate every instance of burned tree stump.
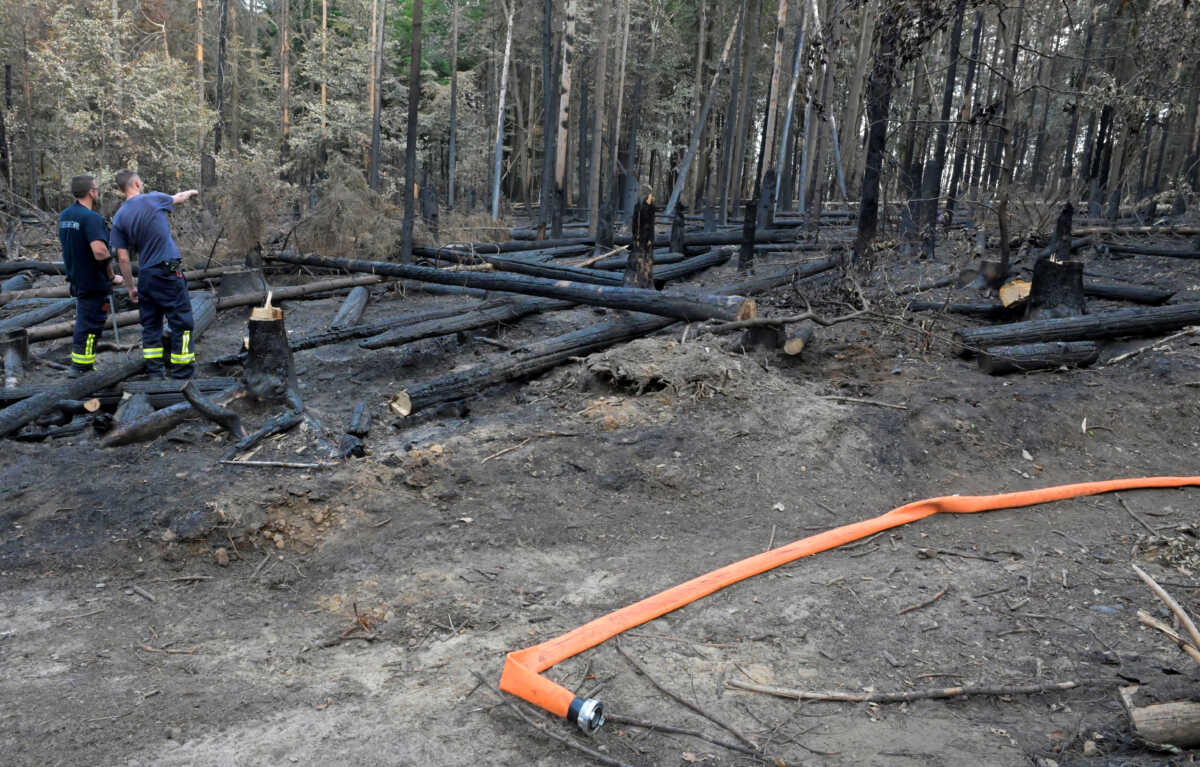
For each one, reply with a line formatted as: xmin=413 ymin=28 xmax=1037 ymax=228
xmin=243 ymin=296 xmax=297 ymax=403
xmin=1026 ymin=204 xmax=1087 ymax=321
xmin=1026 ymin=257 xmax=1087 ymax=320
xmin=977 ymin=341 xmax=1100 ymax=375
xmin=624 ymin=194 xmax=656 ymax=289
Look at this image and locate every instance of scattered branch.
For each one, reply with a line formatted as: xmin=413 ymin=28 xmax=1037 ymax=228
xmin=726 ymin=678 xmax=1087 ymax=703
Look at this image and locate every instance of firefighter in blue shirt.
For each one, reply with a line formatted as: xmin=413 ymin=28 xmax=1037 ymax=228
xmin=111 ymin=170 xmax=199 ymax=379
xmin=58 ymin=174 xmax=122 ymax=376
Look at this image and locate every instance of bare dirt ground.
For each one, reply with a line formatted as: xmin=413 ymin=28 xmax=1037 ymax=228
xmin=3 ymin=225 xmax=1200 ymax=767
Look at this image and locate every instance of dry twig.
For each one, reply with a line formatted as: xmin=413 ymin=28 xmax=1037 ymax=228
xmin=726 ymin=678 xmax=1086 ymax=702
xmin=615 ymin=642 xmax=759 ymax=751
xmin=1133 ymin=564 xmax=1200 ymax=655
xmin=1137 ymin=609 xmax=1200 ymax=665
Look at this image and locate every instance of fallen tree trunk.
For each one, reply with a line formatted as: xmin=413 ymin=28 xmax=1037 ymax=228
xmin=484 ymin=256 xmax=624 ymax=285
xmin=954 ymin=303 xmax=1200 ymax=355
xmin=113 ymin=392 xmax=155 ymax=425
xmin=361 ymin=297 xmax=572 ymax=350
xmin=1 ymin=271 xmax=34 ymax=292
xmin=0 ymin=356 xmax=146 ymax=438
xmin=221 ymin=408 xmax=305 ymax=461
xmin=0 ymin=298 xmax=76 ymax=333
xmin=390 ymin=313 xmax=677 ymax=416
xmin=0 ymin=261 xmax=65 ymax=277
xmin=590 ymin=251 xmax=686 ymax=270
xmin=1130 ymin=701 xmax=1200 ymax=748
xmin=1083 ymin=281 xmax=1173 ymax=305
xmin=1074 ymin=226 xmax=1200 ymax=236
xmin=0 ymin=377 xmax=234 ymax=408
xmin=389 ymin=263 xmax=836 ymax=418
xmin=26 ymin=275 xmax=381 ymax=342
xmin=100 ymin=385 xmax=245 ymax=447
xmin=182 ymin=381 xmax=246 ymax=438
xmin=977 ymin=341 xmax=1100 ymax=375
xmin=266 ymin=253 xmax=755 ymax=323
xmin=1098 ymin=242 xmax=1200 ymax=259
xmin=906 ymin=300 xmax=1012 ymax=319
xmin=0 ymin=266 xmax=253 ymax=307
xmin=210 ymin=300 xmax=501 ymax=365
xmin=329 ymin=285 xmax=370 ymax=329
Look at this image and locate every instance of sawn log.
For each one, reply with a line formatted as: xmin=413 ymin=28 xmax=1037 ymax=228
xmin=954 ymin=303 xmax=1200 ymax=355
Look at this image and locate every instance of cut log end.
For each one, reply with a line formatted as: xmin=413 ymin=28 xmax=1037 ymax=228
xmin=389 ymin=392 xmax=413 ymax=417
xmin=735 ymin=298 xmax=758 ymax=321
xmin=1131 ymin=701 xmax=1200 ymax=748
xmin=83 ymin=398 xmax=102 ymax=413
xmin=783 ymin=324 xmax=815 ymax=356
xmin=999 ymin=280 xmax=1031 ymax=308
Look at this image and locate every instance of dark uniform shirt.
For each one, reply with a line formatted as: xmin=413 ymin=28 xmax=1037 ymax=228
xmin=58 ymin=202 xmax=110 ymax=294
xmin=110 ymin=191 xmax=180 ymax=271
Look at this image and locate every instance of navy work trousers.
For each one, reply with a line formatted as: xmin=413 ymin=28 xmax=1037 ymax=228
xmin=138 ymin=265 xmax=195 ymax=379
xmin=71 ymin=291 xmax=109 ymax=371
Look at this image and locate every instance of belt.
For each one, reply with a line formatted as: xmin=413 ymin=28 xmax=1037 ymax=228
xmin=155 ymin=261 xmax=183 ymax=272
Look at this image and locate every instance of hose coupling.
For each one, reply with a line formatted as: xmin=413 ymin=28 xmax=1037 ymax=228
xmin=567 ymin=696 xmax=605 ymax=734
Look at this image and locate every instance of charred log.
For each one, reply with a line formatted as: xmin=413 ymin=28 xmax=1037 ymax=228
xmin=267 ymin=252 xmax=755 ymax=323
xmin=99 ymin=385 xmax=245 ymax=447
xmin=114 ymin=392 xmax=154 ymax=425
xmin=182 ymin=380 xmax=246 ymax=438
xmin=955 ymin=304 xmax=1200 ymax=354
xmin=977 ymin=341 xmax=1100 ymax=375
xmin=221 ymin=409 xmax=305 ymax=461
xmin=329 ymin=286 xmax=370 ymax=329
xmin=361 ymin=298 xmax=571 ymax=350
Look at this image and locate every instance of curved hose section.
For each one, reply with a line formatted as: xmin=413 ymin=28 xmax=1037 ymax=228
xmin=499 ymin=475 xmax=1200 ymax=730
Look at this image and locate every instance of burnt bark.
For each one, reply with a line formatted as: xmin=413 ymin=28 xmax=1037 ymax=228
xmin=955 ymin=304 xmax=1200 ymax=353
xmin=625 ymin=195 xmax=656 ymax=289
xmin=978 ymin=341 xmax=1100 ymax=375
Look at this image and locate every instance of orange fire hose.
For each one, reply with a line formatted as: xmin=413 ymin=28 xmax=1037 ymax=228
xmin=499 ymin=475 xmax=1200 ymax=731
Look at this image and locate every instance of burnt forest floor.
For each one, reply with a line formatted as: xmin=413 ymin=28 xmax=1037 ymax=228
xmin=3 ymin=223 xmax=1200 ymax=767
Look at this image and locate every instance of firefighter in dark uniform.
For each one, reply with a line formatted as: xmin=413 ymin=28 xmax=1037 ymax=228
xmin=58 ymin=174 xmax=121 ymax=377
xmin=111 ymin=170 xmax=199 ymax=379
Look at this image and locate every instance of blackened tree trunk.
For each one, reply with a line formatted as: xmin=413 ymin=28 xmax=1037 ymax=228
xmin=213 ymin=0 xmax=229 ymax=158
xmin=537 ymin=0 xmax=554 ymax=231
xmin=920 ymin=0 xmax=966 ymax=258
xmin=944 ymin=10 xmax=983 ymax=225
xmin=490 ymin=0 xmax=515 ymax=220
xmin=448 ymin=0 xmax=460 ymax=208
xmin=625 ymin=195 xmax=656 ymax=288
xmin=853 ymin=4 xmax=901 ymax=264
xmin=1061 ymin=11 xmax=1095 ymax=187
xmin=553 ymin=0 xmax=579 ymax=238
xmin=587 ymin=1 xmax=610 ymax=236
xmin=400 ymin=0 xmax=423 ymax=262
xmin=717 ymin=1 xmax=746 ymax=225
xmin=367 ymin=0 xmax=385 ymax=189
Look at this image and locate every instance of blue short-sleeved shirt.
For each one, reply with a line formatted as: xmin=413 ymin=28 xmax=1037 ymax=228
xmin=110 ymin=191 xmax=180 ymax=270
xmin=58 ymin=202 xmax=111 ymax=294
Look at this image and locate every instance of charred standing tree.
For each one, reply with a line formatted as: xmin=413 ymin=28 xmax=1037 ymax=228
xmin=944 ymin=10 xmax=984 ymax=226
xmin=740 ymin=199 xmax=756 ymax=272
xmin=853 ymin=4 xmax=901 ymax=263
xmin=399 ymin=0 xmax=423 ymax=261
xmin=552 ymin=0 xmax=579 ymax=238
xmin=625 ymin=195 xmax=656 ymax=288
xmin=920 ymin=0 xmax=966 ymax=257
